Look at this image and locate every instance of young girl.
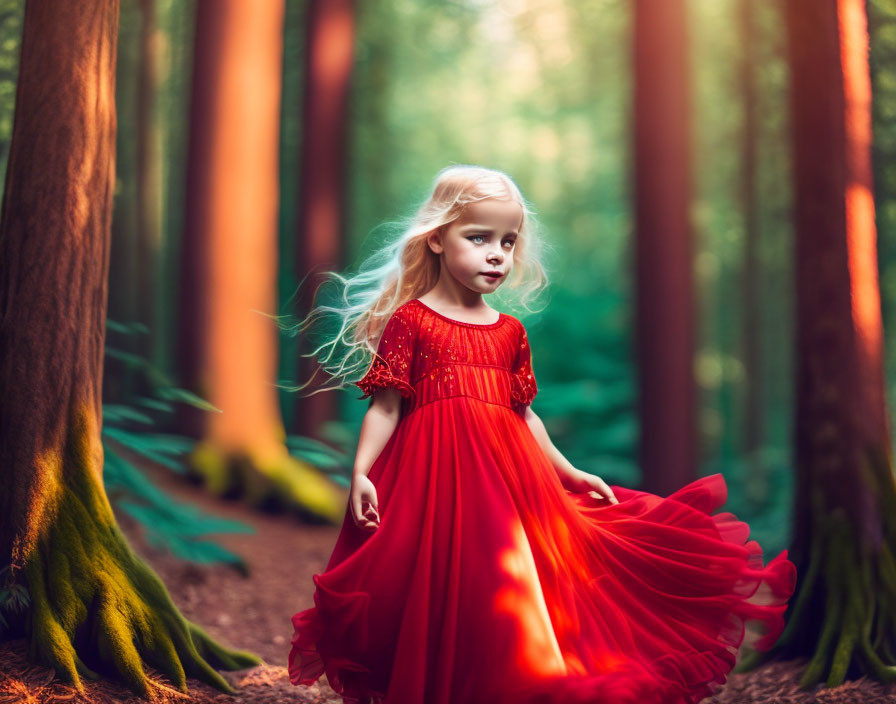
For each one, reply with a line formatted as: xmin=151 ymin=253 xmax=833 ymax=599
xmin=287 ymin=165 xmax=796 ymax=704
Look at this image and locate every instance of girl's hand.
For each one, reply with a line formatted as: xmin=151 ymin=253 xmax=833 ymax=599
xmin=565 ymin=468 xmax=619 ymax=505
xmin=350 ymin=473 xmax=381 ymax=532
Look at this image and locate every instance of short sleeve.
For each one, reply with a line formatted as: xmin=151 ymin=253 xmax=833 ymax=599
xmin=510 ymin=322 xmax=537 ymax=411
xmin=356 ymin=310 xmax=417 ymax=401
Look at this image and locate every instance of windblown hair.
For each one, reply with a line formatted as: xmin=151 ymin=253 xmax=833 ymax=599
xmin=279 ymin=164 xmax=550 ymax=397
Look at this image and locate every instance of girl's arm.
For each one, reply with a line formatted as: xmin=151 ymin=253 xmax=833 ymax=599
xmin=350 ymin=387 xmax=403 ymax=532
xmin=523 ymin=406 xmax=618 ymax=504
xmin=353 ymin=387 xmax=403 ymax=478
xmin=523 ymin=406 xmax=576 ymax=484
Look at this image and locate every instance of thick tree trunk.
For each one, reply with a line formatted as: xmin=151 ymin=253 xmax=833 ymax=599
xmin=632 ymin=0 xmax=697 ymax=495
xmin=0 ymin=1 xmax=258 ymax=695
xmin=177 ymin=0 xmax=344 ymax=522
xmin=293 ymin=0 xmax=356 ymax=442
xmin=740 ymin=0 xmax=896 ymax=687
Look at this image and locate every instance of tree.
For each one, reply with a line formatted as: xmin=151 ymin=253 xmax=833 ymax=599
xmin=134 ymin=0 xmax=164 ymax=370
xmin=737 ymin=0 xmax=765 ymax=504
xmin=176 ymin=0 xmax=344 ymax=521
xmin=0 ymin=1 xmax=259 ymax=695
xmin=633 ymin=0 xmax=697 ymax=495
xmin=741 ymin=0 xmax=896 ymax=686
xmin=293 ymin=0 xmax=357 ymax=443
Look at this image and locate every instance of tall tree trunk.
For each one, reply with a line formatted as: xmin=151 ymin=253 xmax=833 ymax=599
xmin=737 ymin=0 xmax=766 ymax=506
xmin=275 ymin=0 xmax=305 ymax=433
xmin=152 ymin=0 xmax=194 ymax=435
xmin=105 ymin=0 xmax=140 ymax=406
xmin=0 ymin=1 xmax=258 ymax=695
xmin=741 ymin=0 xmax=896 ymax=687
xmin=136 ymin=0 xmax=164 ymax=373
xmin=177 ymin=0 xmax=343 ymax=521
xmin=632 ymin=0 xmax=696 ymax=495
xmin=293 ymin=0 xmax=356 ymax=442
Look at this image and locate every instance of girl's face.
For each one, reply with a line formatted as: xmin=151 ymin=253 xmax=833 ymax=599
xmin=427 ymin=197 xmax=523 ymax=295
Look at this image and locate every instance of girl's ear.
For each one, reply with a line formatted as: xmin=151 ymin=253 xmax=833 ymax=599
xmin=427 ymin=227 xmax=444 ymax=254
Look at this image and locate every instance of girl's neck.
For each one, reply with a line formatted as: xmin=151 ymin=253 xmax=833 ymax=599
xmin=416 ymin=289 xmax=499 ymax=325
xmin=419 ymin=275 xmax=490 ymax=309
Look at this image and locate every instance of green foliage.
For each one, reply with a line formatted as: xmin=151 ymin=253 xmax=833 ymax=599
xmin=285 ymin=432 xmax=353 ymax=488
xmin=0 ymin=0 xmax=24 ymax=186
xmin=869 ymin=0 xmax=896 ymax=454
xmin=103 ymin=320 xmax=253 ymax=571
xmin=704 ymin=449 xmax=794 ymax=558
xmin=528 ymin=285 xmax=641 ymax=487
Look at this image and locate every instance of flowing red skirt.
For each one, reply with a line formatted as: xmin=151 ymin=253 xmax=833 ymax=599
xmin=289 ymin=396 xmax=796 ymax=704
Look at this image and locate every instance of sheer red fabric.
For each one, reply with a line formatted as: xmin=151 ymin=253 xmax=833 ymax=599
xmin=289 ymin=298 xmax=796 ymax=704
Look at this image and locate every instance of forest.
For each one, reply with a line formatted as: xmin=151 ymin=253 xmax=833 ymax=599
xmin=1 ymin=0 xmax=896 ymax=702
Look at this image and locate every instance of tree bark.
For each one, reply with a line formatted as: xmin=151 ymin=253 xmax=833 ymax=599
xmin=293 ymin=0 xmax=356 ymax=442
xmin=0 ymin=0 xmax=258 ymax=694
xmin=633 ymin=0 xmax=697 ymax=495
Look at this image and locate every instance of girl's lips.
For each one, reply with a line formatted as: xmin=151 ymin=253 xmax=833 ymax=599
xmin=481 ymin=272 xmax=503 ymax=278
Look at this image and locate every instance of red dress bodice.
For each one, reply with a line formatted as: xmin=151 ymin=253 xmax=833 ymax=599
xmin=356 ymin=298 xmax=537 ymax=417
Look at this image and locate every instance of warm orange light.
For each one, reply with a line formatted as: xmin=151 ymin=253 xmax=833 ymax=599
xmin=839 ymin=0 xmax=882 ymax=369
xmin=493 ymin=519 xmax=568 ymax=677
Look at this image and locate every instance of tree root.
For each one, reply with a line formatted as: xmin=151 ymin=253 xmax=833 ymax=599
xmin=15 ymin=464 xmax=261 ymax=696
xmin=188 ymin=440 xmax=345 ymax=523
xmin=735 ymin=477 xmax=896 ymax=689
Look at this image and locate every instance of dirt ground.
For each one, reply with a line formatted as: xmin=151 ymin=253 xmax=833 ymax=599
xmin=2 ymin=463 xmax=896 ymax=703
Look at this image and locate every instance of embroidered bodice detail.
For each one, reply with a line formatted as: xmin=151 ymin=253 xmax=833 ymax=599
xmin=355 ymin=299 xmax=538 ymax=416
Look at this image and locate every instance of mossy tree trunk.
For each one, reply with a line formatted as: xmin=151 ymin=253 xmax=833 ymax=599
xmin=633 ymin=0 xmax=697 ymax=495
xmin=738 ymin=0 xmax=896 ymax=687
xmin=175 ymin=0 xmax=345 ymax=523
xmin=293 ymin=0 xmax=356 ymax=442
xmin=0 ymin=0 xmax=258 ymax=695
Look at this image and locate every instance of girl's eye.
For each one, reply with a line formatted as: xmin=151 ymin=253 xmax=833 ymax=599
xmin=469 ymin=235 xmax=485 ymax=244
xmin=503 ymin=239 xmax=516 ymax=249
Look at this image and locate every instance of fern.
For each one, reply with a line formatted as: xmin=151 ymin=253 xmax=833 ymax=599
xmin=103 ymin=320 xmax=251 ymax=571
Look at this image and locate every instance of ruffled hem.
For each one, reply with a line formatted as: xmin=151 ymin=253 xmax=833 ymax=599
xmin=289 ymin=613 xmax=707 ymax=704
xmin=569 ymin=473 xmax=796 ymax=703
xmin=289 ymin=602 xmax=671 ymax=704
xmin=289 ymin=585 xmax=388 ymax=703
xmin=696 ymin=476 xmax=794 ymax=654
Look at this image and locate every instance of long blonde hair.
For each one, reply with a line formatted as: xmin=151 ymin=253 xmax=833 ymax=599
xmin=279 ymin=164 xmax=550 ymax=396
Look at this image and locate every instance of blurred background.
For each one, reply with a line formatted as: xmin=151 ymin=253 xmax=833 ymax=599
xmin=5 ymin=0 xmax=894 ymax=565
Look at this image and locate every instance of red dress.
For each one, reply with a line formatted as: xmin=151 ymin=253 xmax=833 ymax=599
xmin=288 ymin=298 xmax=796 ymax=704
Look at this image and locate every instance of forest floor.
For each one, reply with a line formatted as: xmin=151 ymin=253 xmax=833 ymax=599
xmin=2 ymin=460 xmax=896 ymax=703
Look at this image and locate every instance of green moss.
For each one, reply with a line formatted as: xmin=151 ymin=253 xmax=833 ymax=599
xmin=736 ymin=451 xmax=896 ymax=688
xmin=189 ymin=440 xmax=345 ymax=522
xmin=20 ymin=446 xmax=260 ymax=695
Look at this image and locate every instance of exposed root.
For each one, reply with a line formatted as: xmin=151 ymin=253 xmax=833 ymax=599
xmin=10 ymin=463 xmax=260 ymax=696
xmin=736 ymin=471 xmax=896 ymax=690
xmin=188 ymin=441 xmax=345 ymax=524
